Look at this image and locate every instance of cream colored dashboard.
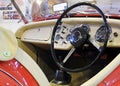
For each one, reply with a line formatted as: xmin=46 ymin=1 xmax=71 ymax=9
xmin=16 ymin=18 xmax=120 ymax=50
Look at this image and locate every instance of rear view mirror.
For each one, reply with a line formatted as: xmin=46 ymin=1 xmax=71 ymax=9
xmin=53 ymin=3 xmax=68 ymax=12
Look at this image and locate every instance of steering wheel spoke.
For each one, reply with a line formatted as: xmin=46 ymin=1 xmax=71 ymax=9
xmin=63 ymin=47 xmax=76 ymax=63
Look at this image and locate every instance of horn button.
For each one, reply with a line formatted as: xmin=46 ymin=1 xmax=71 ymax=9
xmin=70 ymin=28 xmax=90 ymax=47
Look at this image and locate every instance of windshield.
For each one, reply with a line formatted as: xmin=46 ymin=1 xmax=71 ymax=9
xmin=31 ymin=0 xmax=67 ymax=19
xmin=32 ymin=0 xmax=120 ymax=21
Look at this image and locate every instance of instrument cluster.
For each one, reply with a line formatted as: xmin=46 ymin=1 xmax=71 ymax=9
xmin=54 ymin=23 xmax=72 ymax=48
xmin=54 ymin=23 xmax=120 ymax=49
xmin=54 ymin=24 xmax=91 ymax=49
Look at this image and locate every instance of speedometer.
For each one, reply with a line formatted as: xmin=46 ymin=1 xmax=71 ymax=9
xmin=95 ymin=25 xmax=112 ymax=43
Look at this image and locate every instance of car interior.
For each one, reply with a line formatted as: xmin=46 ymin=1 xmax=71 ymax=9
xmin=0 ymin=0 xmax=120 ymax=86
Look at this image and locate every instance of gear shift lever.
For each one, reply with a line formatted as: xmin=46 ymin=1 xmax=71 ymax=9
xmin=51 ymin=56 xmax=71 ymax=85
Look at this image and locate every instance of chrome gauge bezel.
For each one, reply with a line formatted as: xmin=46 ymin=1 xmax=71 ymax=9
xmin=95 ymin=25 xmax=112 ymax=43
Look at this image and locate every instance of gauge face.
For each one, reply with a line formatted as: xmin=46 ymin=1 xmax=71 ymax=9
xmin=95 ymin=25 xmax=111 ymax=43
xmin=55 ymin=34 xmax=61 ymax=41
xmin=66 ymin=34 xmax=71 ymax=42
xmin=56 ymin=26 xmax=61 ymax=33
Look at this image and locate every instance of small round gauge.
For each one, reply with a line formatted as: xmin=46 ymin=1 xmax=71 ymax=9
xmin=55 ymin=34 xmax=61 ymax=41
xmin=95 ymin=25 xmax=112 ymax=43
xmin=56 ymin=26 xmax=61 ymax=33
xmin=66 ymin=34 xmax=71 ymax=42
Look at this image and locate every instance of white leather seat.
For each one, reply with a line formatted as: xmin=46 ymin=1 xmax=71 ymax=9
xmin=0 ymin=27 xmax=50 ymax=86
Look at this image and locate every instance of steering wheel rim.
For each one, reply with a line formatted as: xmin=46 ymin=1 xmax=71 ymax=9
xmin=51 ymin=2 xmax=110 ymax=72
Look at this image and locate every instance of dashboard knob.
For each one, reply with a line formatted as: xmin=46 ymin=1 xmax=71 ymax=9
xmin=113 ymin=32 xmax=118 ymax=37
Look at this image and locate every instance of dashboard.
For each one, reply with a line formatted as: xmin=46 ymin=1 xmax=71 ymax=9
xmin=16 ymin=17 xmax=120 ymax=50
